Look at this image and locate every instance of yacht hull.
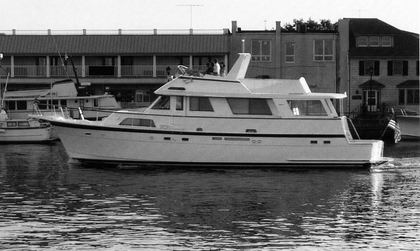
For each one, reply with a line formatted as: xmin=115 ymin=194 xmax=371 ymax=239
xmin=51 ymin=120 xmax=385 ymax=168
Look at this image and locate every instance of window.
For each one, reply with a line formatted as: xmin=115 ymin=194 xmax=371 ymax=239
xmin=189 ymin=97 xmax=213 ymax=111
xmin=227 ymin=98 xmax=272 ymax=115
xmin=356 ymin=36 xmax=368 ymax=47
xmin=368 ymin=36 xmax=380 ymax=47
xmin=285 ymin=42 xmax=295 ymax=63
xmin=398 ymin=89 xmax=405 ymax=105
xmin=6 ymin=121 xmax=17 ymax=127
xmin=38 ymin=100 xmax=48 ymax=109
xmin=251 ymin=40 xmax=272 ymax=62
xmin=175 ymin=96 xmax=183 ymax=111
xmin=381 ymin=36 xmax=393 ymax=47
xmin=359 ymin=60 xmax=380 ymax=76
xmin=119 ymin=118 xmax=155 ymax=127
xmin=356 ymin=36 xmax=393 ymax=47
xmin=152 ymin=96 xmax=170 ymax=110
xmin=18 ymin=121 xmax=30 ymax=127
xmin=60 ymin=100 xmax=67 ymax=107
xmin=407 ymin=89 xmax=420 ymax=105
xmin=16 ymin=101 xmax=27 ymax=110
xmin=387 ymin=61 xmax=408 ymax=76
xmin=313 ymin=39 xmax=334 ymax=61
xmin=5 ymin=101 xmax=16 ymax=110
xmin=417 ymin=61 xmax=419 ymax=76
xmin=287 ymin=100 xmax=328 ymax=116
xmin=399 ymin=89 xmax=419 ymax=105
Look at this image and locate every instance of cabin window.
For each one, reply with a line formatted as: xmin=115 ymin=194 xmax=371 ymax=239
xmin=6 ymin=121 xmax=17 ymax=127
xmin=152 ymin=96 xmax=170 ymax=110
xmin=287 ymin=100 xmax=328 ymax=116
xmin=189 ymin=97 xmax=214 ymax=112
xmin=119 ymin=118 xmax=155 ymax=127
xmin=5 ymin=101 xmax=16 ymax=110
xmin=60 ymin=100 xmax=67 ymax=107
xmin=16 ymin=101 xmax=27 ymax=110
xmin=18 ymin=121 xmax=30 ymax=127
xmin=52 ymin=100 xmax=59 ymax=109
xmin=227 ymin=98 xmax=272 ymax=115
xmin=38 ymin=100 xmax=48 ymax=109
xmin=175 ymin=96 xmax=184 ymax=111
xmin=94 ymin=99 xmax=99 ymax=107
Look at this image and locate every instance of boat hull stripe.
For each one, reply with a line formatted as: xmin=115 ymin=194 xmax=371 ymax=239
xmin=75 ymin=158 xmax=371 ymax=168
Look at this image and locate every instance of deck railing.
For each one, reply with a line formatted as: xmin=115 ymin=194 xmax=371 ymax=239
xmin=3 ymin=64 xmax=214 ymax=78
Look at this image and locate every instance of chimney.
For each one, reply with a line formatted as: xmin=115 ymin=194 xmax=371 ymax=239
xmin=232 ymin=20 xmax=237 ymax=34
xmin=276 ymin=21 xmax=281 ymax=35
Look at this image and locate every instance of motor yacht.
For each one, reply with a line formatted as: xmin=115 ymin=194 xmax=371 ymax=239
xmin=3 ymin=79 xmax=120 ymax=120
xmin=40 ymin=53 xmax=385 ymax=167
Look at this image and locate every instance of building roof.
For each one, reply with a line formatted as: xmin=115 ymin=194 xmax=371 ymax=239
xmin=396 ymin=80 xmax=419 ymax=88
xmin=348 ymin=18 xmax=419 ymax=58
xmin=0 ymin=34 xmax=229 ymax=55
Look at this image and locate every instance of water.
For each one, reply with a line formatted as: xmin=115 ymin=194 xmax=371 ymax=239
xmin=0 ymin=142 xmax=419 ymax=250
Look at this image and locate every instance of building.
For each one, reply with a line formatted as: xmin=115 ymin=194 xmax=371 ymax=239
xmin=0 ymin=29 xmax=230 ymax=107
xmin=338 ymin=18 xmax=419 ymax=115
xmin=230 ymin=21 xmax=339 ymax=94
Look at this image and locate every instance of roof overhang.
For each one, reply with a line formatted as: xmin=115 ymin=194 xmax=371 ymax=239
xmin=396 ymin=80 xmax=419 ymax=88
xmin=358 ymin=79 xmax=385 ymax=89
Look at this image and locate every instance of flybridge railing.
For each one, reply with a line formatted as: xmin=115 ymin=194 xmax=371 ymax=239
xmin=0 ymin=29 xmax=230 ymax=35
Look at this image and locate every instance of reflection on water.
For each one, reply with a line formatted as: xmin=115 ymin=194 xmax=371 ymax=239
xmin=0 ymin=142 xmax=419 ymax=250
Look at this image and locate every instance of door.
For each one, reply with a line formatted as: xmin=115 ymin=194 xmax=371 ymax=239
xmin=363 ymin=90 xmax=379 ymax=112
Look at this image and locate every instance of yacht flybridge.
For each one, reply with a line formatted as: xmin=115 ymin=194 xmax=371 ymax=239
xmin=41 ymin=53 xmax=385 ymax=167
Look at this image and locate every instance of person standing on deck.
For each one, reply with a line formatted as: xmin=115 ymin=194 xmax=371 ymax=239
xmin=213 ymin=59 xmax=220 ymax=76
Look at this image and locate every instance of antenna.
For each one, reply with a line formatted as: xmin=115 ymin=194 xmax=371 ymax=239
xmin=177 ymin=4 xmax=203 ymax=29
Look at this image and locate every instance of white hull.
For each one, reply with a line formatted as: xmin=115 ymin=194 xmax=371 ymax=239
xmin=0 ymin=127 xmax=53 ymax=142
xmin=398 ymin=115 xmax=420 ymax=140
xmin=52 ymin=120 xmax=384 ymax=167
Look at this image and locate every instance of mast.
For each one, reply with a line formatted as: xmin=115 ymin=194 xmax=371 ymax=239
xmin=0 ymin=53 xmax=10 ymax=108
xmin=65 ymin=54 xmax=85 ymax=96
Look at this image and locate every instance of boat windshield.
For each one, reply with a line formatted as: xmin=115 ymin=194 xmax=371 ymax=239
xmin=176 ymin=65 xmax=203 ymax=77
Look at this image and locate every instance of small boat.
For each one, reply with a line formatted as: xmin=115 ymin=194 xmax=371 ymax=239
xmin=395 ymin=108 xmax=420 ymax=140
xmin=40 ymin=53 xmax=386 ymax=168
xmin=0 ymin=108 xmax=53 ymax=143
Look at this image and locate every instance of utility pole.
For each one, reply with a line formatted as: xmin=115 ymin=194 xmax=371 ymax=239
xmin=177 ymin=4 xmax=203 ymax=29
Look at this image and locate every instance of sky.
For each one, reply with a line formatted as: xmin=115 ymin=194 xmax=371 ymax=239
xmin=0 ymin=0 xmax=418 ymax=33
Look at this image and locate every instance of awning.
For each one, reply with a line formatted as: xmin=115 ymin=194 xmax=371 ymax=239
xmin=358 ymin=79 xmax=385 ymax=89
xmin=396 ymin=80 xmax=419 ymax=88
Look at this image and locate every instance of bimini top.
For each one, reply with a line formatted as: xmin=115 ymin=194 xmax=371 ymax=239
xmin=155 ymin=53 xmax=346 ymax=100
